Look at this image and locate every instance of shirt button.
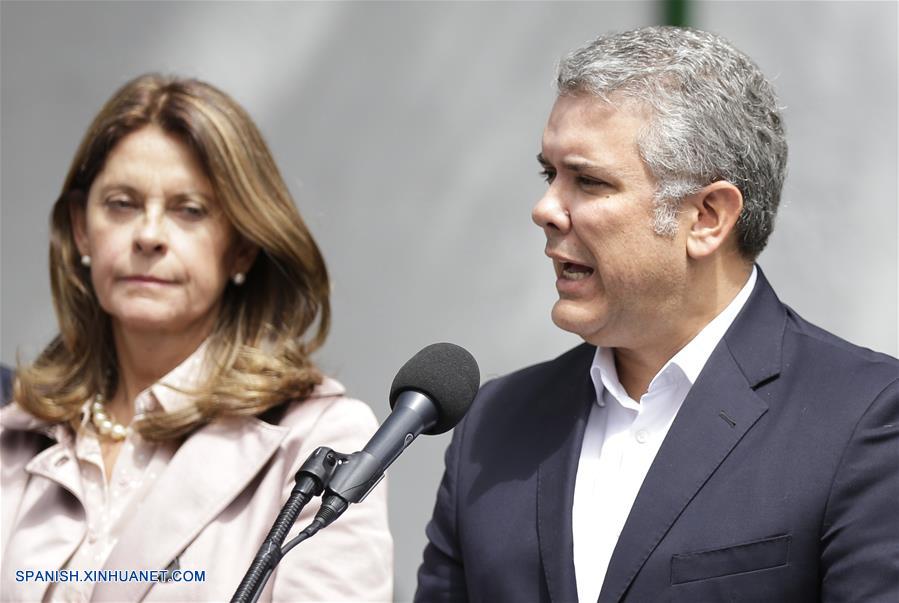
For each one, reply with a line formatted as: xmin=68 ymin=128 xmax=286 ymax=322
xmin=87 ymin=532 xmax=98 ymax=544
xmin=635 ymin=430 xmax=649 ymax=444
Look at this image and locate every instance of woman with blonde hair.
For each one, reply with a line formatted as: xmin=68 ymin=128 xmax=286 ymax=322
xmin=1 ymin=74 xmax=392 ymax=601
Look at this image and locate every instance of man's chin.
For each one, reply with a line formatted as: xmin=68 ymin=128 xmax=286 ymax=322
xmin=550 ymin=300 xmax=604 ymax=342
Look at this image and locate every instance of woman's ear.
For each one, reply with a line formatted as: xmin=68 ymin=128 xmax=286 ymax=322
xmin=233 ymin=239 xmax=260 ymax=276
xmin=69 ymin=193 xmax=90 ymax=258
xmin=683 ymin=181 xmax=744 ymax=259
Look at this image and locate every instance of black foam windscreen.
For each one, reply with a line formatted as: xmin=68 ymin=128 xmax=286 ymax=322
xmin=388 ymin=343 xmax=480 ymax=435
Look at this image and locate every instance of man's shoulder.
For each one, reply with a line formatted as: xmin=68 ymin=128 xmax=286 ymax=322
xmin=481 ymin=343 xmax=595 ymax=395
xmin=781 ymin=304 xmax=899 ymax=386
xmin=729 ymin=269 xmax=897 ymax=395
xmin=447 ymin=343 xmax=594 ymax=473
xmin=461 ymin=343 xmax=594 ymax=431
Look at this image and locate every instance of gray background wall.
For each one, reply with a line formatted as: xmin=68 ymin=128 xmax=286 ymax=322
xmin=2 ymin=1 xmax=896 ymax=601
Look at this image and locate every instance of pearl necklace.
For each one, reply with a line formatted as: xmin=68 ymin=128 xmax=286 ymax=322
xmin=90 ymin=394 xmax=130 ymax=441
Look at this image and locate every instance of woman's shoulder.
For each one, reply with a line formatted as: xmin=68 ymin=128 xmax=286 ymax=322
xmin=271 ymin=376 xmax=380 ymax=440
xmin=0 ymin=402 xmax=65 ymax=441
xmin=251 ymin=376 xmax=382 ymax=475
xmin=0 ymin=403 xmax=67 ymax=477
xmin=307 ymin=375 xmax=349 ymax=401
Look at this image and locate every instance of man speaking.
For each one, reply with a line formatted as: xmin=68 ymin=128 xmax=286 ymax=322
xmin=415 ymin=26 xmax=898 ymax=602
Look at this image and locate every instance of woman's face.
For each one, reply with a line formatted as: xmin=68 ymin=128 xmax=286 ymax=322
xmin=73 ymin=125 xmax=254 ymax=340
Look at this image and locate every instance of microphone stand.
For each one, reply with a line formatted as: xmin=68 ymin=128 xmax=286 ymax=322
xmin=231 ymin=446 xmax=339 ymax=603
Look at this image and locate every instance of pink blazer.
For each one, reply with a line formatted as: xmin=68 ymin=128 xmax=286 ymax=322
xmin=0 ymin=378 xmax=393 ymax=602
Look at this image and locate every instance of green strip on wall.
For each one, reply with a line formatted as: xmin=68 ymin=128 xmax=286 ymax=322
xmin=663 ymin=0 xmax=690 ymax=27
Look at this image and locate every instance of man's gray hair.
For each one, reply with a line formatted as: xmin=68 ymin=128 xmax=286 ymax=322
xmin=557 ymin=26 xmax=787 ymax=259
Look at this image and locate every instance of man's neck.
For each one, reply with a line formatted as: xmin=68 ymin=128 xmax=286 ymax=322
xmin=614 ymin=262 xmax=753 ymax=401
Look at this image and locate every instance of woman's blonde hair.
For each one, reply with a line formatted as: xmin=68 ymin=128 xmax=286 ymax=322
xmin=16 ymin=73 xmax=331 ymax=440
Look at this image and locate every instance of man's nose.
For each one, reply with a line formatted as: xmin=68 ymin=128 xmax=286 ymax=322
xmin=532 ymin=187 xmax=571 ymax=234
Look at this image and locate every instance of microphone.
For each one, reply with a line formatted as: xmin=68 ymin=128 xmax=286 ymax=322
xmin=313 ymin=343 xmax=480 ymax=527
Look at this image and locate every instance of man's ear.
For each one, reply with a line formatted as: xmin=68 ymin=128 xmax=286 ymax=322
xmin=70 ymin=194 xmax=90 ymax=258
xmin=683 ymin=181 xmax=744 ymax=260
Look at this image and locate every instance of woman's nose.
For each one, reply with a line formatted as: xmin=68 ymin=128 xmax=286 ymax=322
xmin=133 ymin=207 xmax=167 ymax=254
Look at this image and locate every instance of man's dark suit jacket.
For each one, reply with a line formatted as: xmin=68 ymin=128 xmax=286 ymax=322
xmin=415 ymin=270 xmax=899 ymax=602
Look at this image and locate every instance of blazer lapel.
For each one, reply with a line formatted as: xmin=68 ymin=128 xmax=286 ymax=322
xmin=537 ymin=345 xmax=595 ymax=603
xmin=2 ymin=442 xmax=87 ymax=603
xmin=598 ymin=268 xmax=785 ymax=603
xmin=92 ymin=417 xmax=289 ymax=602
xmin=23 ymin=441 xmax=85 ymax=505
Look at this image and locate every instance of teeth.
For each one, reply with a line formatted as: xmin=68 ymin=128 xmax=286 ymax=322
xmin=561 ymin=268 xmax=592 ymax=280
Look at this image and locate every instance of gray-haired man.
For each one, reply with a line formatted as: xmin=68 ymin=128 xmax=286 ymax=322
xmin=416 ymin=26 xmax=898 ymax=602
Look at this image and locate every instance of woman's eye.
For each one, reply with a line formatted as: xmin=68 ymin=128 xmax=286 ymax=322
xmin=177 ymin=204 xmax=207 ymax=219
xmin=539 ymin=169 xmax=556 ymax=184
xmin=105 ymin=197 xmax=136 ymax=211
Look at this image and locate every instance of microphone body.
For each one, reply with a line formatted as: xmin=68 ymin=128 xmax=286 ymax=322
xmin=327 ymin=391 xmax=437 ymax=503
xmin=315 ymin=342 xmax=480 ymax=527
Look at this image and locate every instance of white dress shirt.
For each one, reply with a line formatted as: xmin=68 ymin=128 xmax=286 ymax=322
xmin=573 ymin=267 xmax=757 ymax=603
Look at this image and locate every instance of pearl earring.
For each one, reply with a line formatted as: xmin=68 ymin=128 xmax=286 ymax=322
xmin=232 ymin=272 xmax=245 ymax=286
xmin=80 ymin=255 xmax=91 ymax=267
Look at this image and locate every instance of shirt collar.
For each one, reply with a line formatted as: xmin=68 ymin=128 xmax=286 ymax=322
xmin=668 ymin=266 xmax=757 ymax=384
xmin=138 ymin=338 xmax=212 ymax=416
xmin=591 ymin=347 xmax=629 ymax=408
xmin=591 ymin=266 xmax=757 ymax=406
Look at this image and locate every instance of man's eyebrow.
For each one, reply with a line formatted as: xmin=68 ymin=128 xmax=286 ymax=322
xmin=536 ymin=153 xmax=605 ymax=172
xmin=563 ymin=158 xmax=602 ymax=172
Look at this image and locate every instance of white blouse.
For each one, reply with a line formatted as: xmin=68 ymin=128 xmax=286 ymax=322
xmin=49 ymin=343 xmax=208 ymax=602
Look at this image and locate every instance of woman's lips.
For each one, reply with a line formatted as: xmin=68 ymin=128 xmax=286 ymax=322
xmin=121 ymin=275 xmax=175 ymax=285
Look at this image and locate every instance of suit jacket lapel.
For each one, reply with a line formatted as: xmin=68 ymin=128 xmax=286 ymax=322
xmin=597 ymin=347 xmax=768 ymax=602
xmin=93 ymin=417 xmax=289 ymax=602
xmin=598 ymin=268 xmax=785 ymax=603
xmin=537 ymin=345 xmax=595 ymax=603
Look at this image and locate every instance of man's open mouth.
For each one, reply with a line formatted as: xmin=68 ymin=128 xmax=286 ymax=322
xmin=560 ymin=262 xmax=594 ymax=280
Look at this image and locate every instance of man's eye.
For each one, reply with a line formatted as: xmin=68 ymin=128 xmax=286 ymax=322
xmin=539 ymin=169 xmax=556 ymax=184
xmin=578 ymin=176 xmax=606 ymax=188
